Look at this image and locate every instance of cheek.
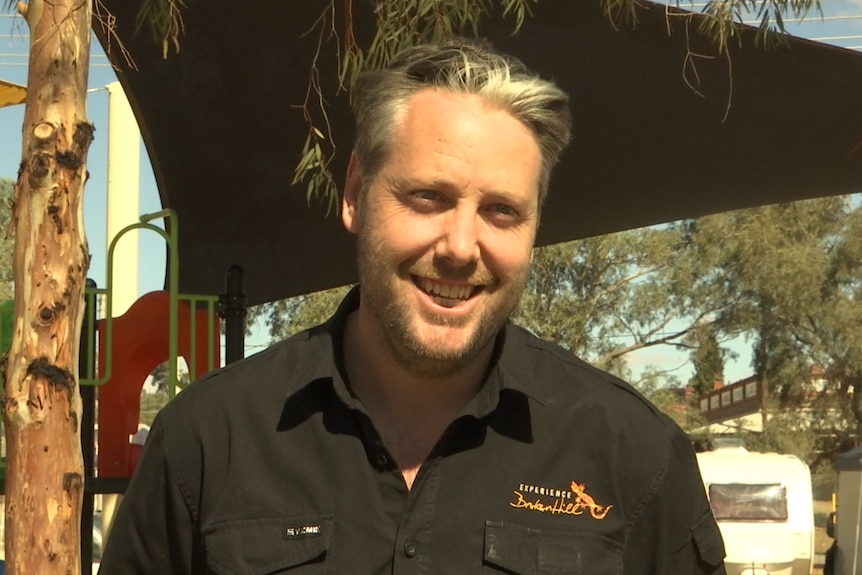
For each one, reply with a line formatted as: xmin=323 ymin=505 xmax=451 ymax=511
xmin=379 ymin=216 xmax=440 ymax=256
xmin=486 ymin=225 xmax=535 ymax=271
xmin=484 ymin=238 xmax=534 ymax=281
xmin=364 ymin=223 xmax=435 ymax=279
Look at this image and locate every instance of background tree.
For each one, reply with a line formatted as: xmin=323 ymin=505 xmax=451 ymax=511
xmin=701 ymin=196 xmax=862 ymax=471
xmin=252 ymin=285 xmax=353 ymax=341
xmin=634 ymin=366 xmax=707 ymax=432
xmin=513 ymin=223 xmax=742 ymax=380
xmin=140 ymin=361 xmax=190 ymax=426
xmin=147 ymin=359 xmax=191 ymax=394
xmin=741 ymin=396 xmax=821 ymax=470
xmin=0 ymin=178 xmax=15 ymax=302
xmin=688 ymin=323 xmax=725 ymax=395
xmin=1 ymin=0 xmax=94 ymax=572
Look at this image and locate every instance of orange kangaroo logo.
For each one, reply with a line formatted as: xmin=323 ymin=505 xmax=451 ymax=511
xmin=571 ymin=481 xmax=613 ymax=520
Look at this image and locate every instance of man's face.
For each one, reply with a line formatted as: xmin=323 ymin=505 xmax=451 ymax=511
xmin=342 ymin=89 xmax=542 ymax=378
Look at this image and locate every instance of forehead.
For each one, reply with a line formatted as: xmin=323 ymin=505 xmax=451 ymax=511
xmin=384 ymin=90 xmax=542 ymax=195
xmin=393 ymin=89 xmax=520 ymax=137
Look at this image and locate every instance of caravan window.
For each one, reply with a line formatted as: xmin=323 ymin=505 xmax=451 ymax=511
xmin=708 ymin=483 xmax=788 ymax=521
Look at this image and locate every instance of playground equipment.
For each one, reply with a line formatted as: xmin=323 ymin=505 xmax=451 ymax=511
xmin=95 ymin=289 xmax=219 ymax=478
xmin=80 ymin=210 xmax=221 ymax=479
xmin=0 ymin=210 xmax=245 ymax=574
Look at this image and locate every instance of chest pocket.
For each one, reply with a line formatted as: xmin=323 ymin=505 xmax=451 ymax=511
xmin=203 ymin=514 xmax=333 ymax=574
xmin=483 ymin=521 xmax=623 ymax=575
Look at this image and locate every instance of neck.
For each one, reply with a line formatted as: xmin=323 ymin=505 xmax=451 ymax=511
xmin=343 ymin=309 xmax=492 ymax=412
xmin=342 ymin=309 xmax=494 ymax=483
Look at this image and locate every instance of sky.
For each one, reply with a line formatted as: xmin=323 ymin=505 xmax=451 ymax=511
xmin=0 ymin=26 xmax=164 ymax=295
xmin=1 ymin=2 xmax=861 ymax=375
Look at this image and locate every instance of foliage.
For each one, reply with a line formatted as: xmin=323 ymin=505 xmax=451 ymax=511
xmin=688 ymin=323 xmax=725 ymax=395
xmin=134 ymin=0 xmax=187 ymax=58
xmin=513 ymin=223 xmax=742 ymax=380
xmin=601 ymin=0 xmax=820 ymax=53
xmin=147 ymin=360 xmax=191 ymax=394
xmin=250 ymin=285 xmax=353 ymax=343
xmin=601 ymin=0 xmax=822 ymax=56
xmin=702 ymin=196 xmax=862 ymax=469
xmin=740 ymin=397 xmax=820 ymax=468
xmin=695 ymin=0 xmax=818 ymax=52
xmin=0 ymin=178 xmax=14 ymax=302
xmin=632 ymin=366 xmax=707 ymax=433
xmin=139 ymin=390 xmax=169 ymax=427
xmin=283 ymin=0 xmax=821 ymax=212
xmin=290 ymin=0 xmax=536 ymax=214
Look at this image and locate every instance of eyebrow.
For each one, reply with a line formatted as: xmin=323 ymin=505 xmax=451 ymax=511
xmin=386 ymin=174 xmax=533 ymax=204
xmin=385 ymin=175 xmax=455 ymax=194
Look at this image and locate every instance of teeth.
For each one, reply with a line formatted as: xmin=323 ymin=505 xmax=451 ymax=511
xmin=419 ymin=278 xmax=473 ymax=300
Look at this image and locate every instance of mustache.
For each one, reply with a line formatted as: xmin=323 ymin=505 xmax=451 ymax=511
xmin=407 ymin=260 xmax=497 ymax=286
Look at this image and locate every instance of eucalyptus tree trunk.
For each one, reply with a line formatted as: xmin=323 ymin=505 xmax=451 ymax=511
xmin=2 ymin=0 xmax=93 ymax=572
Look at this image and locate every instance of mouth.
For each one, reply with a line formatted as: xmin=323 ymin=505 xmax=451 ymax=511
xmin=415 ymin=277 xmax=483 ymax=308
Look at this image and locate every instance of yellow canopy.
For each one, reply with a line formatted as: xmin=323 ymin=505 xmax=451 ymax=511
xmin=0 ymin=79 xmax=26 ymax=108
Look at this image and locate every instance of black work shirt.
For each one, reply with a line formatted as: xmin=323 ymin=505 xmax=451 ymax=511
xmin=99 ymin=290 xmax=726 ymax=574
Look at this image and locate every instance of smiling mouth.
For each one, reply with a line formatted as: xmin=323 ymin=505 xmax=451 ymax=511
xmin=416 ymin=277 xmax=481 ymax=308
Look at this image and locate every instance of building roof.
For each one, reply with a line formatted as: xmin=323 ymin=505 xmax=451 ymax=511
xmin=0 ymin=78 xmax=26 ymax=109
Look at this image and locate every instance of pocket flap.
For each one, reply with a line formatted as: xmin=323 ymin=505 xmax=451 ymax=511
xmin=484 ymin=521 xmax=622 ymax=574
xmin=692 ymin=511 xmax=726 ymax=567
xmin=204 ymin=514 xmax=333 ymax=574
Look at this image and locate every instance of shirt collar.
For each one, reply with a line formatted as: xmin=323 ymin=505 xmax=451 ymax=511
xmin=283 ymin=286 xmax=552 ymax=413
xmin=279 ymin=286 xmax=358 ymax=406
xmin=473 ymin=323 xmax=555 ymax=414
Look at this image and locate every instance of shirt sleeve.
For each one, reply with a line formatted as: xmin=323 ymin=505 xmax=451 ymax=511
xmin=623 ymin=427 xmax=727 ymax=575
xmin=97 ymin=411 xmax=202 ymax=574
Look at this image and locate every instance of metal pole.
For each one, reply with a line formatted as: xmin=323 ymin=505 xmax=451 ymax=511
xmin=79 ymin=279 xmax=97 ymax=575
xmin=220 ymin=265 xmax=247 ymax=365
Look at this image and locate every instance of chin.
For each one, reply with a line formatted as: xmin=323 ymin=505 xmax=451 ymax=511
xmin=410 ymin=326 xmax=483 ymax=361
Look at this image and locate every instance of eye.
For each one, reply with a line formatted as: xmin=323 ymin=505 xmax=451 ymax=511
xmin=483 ymin=203 xmax=520 ymax=224
xmin=490 ymin=204 xmax=517 ymax=217
xmin=405 ymin=189 xmax=448 ymax=212
xmin=414 ymin=190 xmax=442 ymax=202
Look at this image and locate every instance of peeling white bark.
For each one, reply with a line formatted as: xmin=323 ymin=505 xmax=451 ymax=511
xmin=2 ymin=0 xmax=93 ymax=573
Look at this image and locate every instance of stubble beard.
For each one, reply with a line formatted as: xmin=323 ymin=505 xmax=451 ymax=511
xmin=356 ymin=228 xmax=528 ymax=380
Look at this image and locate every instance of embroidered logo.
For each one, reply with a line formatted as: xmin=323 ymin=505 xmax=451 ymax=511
xmin=283 ymin=524 xmax=323 ymax=539
xmin=509 ymin=480 xmax=613 ymax=520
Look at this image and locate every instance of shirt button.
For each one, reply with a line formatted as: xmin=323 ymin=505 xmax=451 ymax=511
xmin=374 ymin=452 xmax=389 ymax=467
xmin=404 ymin=541 xmax=417 ymax=558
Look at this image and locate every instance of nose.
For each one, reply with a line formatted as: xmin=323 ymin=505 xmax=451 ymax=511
xmin=436 ymin=208 xmax=481 ymax=266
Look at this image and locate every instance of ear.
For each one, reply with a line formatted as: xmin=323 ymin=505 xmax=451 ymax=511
xmin=342 ymin=152 xmax=363 ymax=234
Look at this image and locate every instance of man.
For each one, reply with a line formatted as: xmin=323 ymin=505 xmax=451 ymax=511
xmin=99 ymin=40 xmax=726 ymax=574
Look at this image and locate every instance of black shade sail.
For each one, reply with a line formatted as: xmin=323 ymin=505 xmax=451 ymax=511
xmin=95 ymin=0 xmax=862 ymax=306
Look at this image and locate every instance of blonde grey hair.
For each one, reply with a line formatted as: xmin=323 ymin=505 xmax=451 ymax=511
xmin=350 ymin=39 xmax=572 ymax=205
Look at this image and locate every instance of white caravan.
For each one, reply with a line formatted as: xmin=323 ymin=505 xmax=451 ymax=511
xmin=696 ymin=445 xmax=814 ymax=575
